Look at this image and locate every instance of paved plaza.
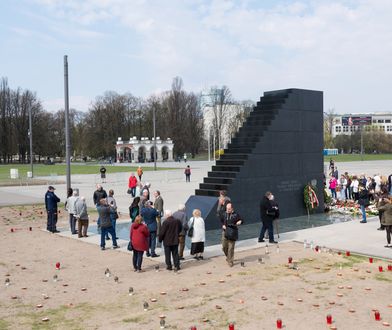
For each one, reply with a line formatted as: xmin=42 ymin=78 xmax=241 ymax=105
xmin=1 ymin=160 xmax=392 ymax=260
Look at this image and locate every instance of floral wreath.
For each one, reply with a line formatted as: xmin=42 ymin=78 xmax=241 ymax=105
xmin=304 ymin=184 xmax=319 ymax=211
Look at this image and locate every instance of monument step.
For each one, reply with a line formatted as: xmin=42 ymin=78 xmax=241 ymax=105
xmin=231 ymin=137 xmax=260 ymax=145
xmin=223 ymin=147 xmax=252 ymax=154
xmin=195 ymin=189 xmax=220 ymax=197
xmin=212 ymin=165 xmax=242 ymax=172
xmin=207 ymin=171 xmax=238 ymax=178
xmin=215 ymin=159 xmax=245 ymax=166
xmin=200 ymin=183 xmax=230 ymax=191
xmin=220 ymin=153 xmax=248 ymax=160
xmin=226 ymin=143 xmax=256 ymax=149
xmin=204 ymin=177 xmax=234 ymax=184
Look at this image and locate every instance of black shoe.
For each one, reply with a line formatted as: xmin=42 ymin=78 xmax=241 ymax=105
xmin=113 ymin=245 xmax=119 ymax=249
xmin=179 ymin=257 xmax=185 ymax=260
xmin=151 ymin=254 xmax=160 ymax=258
xmin=166 ymin=267 xmax=173 ymax=271
xmin=101 ymin=247 xmax=105 ymax=250
xmin=199 ymin=256 xmax=203 ymax=260
xmin=193 ymin=256 xmax=199 ymax=260
xmin=269 ymin=241 xmax=278 ymax=244
xmin=360 ymin=220 xmax=367 ymax=223
xmin=146 ymin=253 xmax=151 ymax=257
xmin=53 ymin=230 xmax=60 ymax=233
xmin=258 ymin=239 xmax=265 ymax=243
xmin=106 ymin=237 xmax=110 ymax=240
xmin=377 ymin=227 xmax=385 ymax=231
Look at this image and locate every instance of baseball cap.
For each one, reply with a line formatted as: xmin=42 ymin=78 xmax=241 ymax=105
xmin=48 ymin=185 xmax=55 ymax=190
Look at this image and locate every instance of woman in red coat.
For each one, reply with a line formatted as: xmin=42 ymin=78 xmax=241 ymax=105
xmin=130 ymin=215 xmax=149 ymax=272
xmin=128 ymin=173 xmax=138 ymax=197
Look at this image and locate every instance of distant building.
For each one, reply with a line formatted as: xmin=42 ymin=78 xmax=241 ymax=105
xmin=331 ymin=112 xmax=392 ymax=137
xmin=115 ymin=137 xmax=174 ymax=163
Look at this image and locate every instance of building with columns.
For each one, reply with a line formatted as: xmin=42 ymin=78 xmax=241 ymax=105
xmin=115 ymin=137 xmax=174 ymax=163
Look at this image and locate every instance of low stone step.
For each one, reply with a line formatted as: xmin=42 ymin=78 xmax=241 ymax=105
xmin=223 ymin=147 xmax=252 ymax=154
xmin=212 ymin=165 xmax=241 ymax=172
xmin=200 ymin=183 xmax=230 ymax=191
xmin=220 ymin=153 xmax=248 ymax=160
xmin=215 ymin=159 xmax=245 ymax=166
xmin=207 ymin=171 xmax=237 ymax=178
xmin=204 ymin=177 xmax=234 ymax=184
xmin=195 ymin=189 xmax=220 ymax=197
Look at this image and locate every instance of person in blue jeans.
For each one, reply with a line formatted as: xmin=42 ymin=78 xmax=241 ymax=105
xmin=358 ymin=184 xmax=370 ymax=223
xmin=140 ymin=201 xmax=160 ymax=257
xmin=105 ymin=189 xmax=118 ymax=240
xmin=97 ymin=199 xmax=119 ymax=250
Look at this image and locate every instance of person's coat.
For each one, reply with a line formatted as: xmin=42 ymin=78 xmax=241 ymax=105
xmin=378 ymin=203 xmax=392 ymax=226
xmin=130 ymin=222 xmax=150 ymax=251
xmin=188 ymin=216 xmax=205 ymax=243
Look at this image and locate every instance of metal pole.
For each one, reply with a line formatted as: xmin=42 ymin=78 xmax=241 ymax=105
xmin=64 ymin=55 xmax=71 ymax=191
xmin=360 ymin=124 xmax=364 ymax=161
xmin=153 ymin=105 xmax=157 ymax=171
xmin=28 ymin=103 xmax=33 ymax=178
xmin=213 ymin=131 xmax=216 ymax=162
xmin=207 ymin=127 xmax=210 ymax=162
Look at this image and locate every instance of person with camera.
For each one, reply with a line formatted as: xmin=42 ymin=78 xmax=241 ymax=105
xmin=258 ymin=191 xmax=279 ymax=244
xmin=221 ymin=203 xmax=243 ymax=267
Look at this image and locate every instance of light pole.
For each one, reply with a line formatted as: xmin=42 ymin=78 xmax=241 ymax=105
xmin=360 ymin=124 xmax=364 ymax=161
xmin=28 ymin=103 xmax=33 ymax=178
xmin=207 ymin=127 xmax=211 ymax=162
xmin=153 ymin=105 xmax=157 ymax=171
xmin=64 ymin=55 xmax=71 ymax=191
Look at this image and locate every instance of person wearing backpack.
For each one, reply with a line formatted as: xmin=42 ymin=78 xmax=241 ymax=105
xmin=184 ymin=165 xmax=191 ymax=182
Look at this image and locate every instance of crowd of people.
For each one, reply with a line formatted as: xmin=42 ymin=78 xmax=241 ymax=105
xmin=44 ymin=161 xmax=392 ymax=273
xmin=328 ymin=159 xmax=392 ymax=247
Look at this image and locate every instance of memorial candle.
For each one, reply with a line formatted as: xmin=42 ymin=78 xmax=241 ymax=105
xmin=55 ymin=262 xmax=60 ymax=270
xmin=229 ymin=323 xmax=235 ymax=330
xmin=375 ymin=310 xmax=380 ymax=321
xmin=288 ymin=257 xmax=293 ymax=264
xmin=326 ymin=314 xmax=332 ymax=325
xmin=276 ymin=319 xmax=282 ymax=329
xmin=378 ymin=266 xmax=383 ymax=272
xmin=369 ymin=257 xmax=373 ymax=263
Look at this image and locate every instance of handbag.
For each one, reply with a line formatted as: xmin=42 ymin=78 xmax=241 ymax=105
xmin=127 ymin=241 xmax=133 ymax=251
xmin=127 ymin=189 xmax=132 ymax=194
xmin=187 ymin=218 xmax=195 ymax=238
xmin=224 ymin=225 xmax=238 ymax=241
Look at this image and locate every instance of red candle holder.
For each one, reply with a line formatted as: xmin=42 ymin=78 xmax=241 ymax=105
xmin=29 ymin=227 xmax=32 ymax=231
xmin=388 ymin=264 xmax=392 ymax=271
xmin=19 ymin=212 xmax=22 ymax=216
xmin=338 ymin=251 xmax=341 ymax=255
xmin=375 ymin=310 xmax=381 ymax=321
xmin=288 ymin=257 xmax=293 ymax=264
xmin=369 ymin=257 xmax=373 ymax=263
xmin=315 ymin=246 xmax=319 ymax=252
xmin=326 ymin=314 xmax=332 ymax=325
xmin=378 ymin=266 xmax=383 ymax=272
xmin=276 ymin=319 xmax=282 ymax=329
xmin=190 ymin=327 xmax=197 ymax=330
xmin=55 ymin=262 xmax=60 ymax=270
xmin=346 ymin=251 xmax=350 ymax=256
xmin=229 ymin=323 xmax=234 ymax=330
xmin=10 ymin=228 xmax=14 ymax=233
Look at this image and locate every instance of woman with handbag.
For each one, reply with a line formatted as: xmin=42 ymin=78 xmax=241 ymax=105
xmin=188 ymin=209 xmax=205 ymax=260
xmin=130 ymin=215 xmax=149 ymax=272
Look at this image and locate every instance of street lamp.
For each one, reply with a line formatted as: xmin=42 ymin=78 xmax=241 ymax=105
xmin=153 ymin=105 xmax=157 ymax=170
xmin=28 ymin=104 xmax=33 ymax=178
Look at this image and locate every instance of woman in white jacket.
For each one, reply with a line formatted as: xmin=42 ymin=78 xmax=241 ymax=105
xmin=188 ymin=209 xmax=205 ymax=260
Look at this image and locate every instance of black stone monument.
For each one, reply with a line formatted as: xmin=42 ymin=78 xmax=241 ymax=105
xmin=185 ymin=88 xmax=324 ymax=230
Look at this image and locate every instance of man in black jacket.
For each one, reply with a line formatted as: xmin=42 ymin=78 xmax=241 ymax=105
xmin=258 ymin=191 xmax=279 ymax=244
xmin=45 ymin=186 xmax=60 ymax=233
xmin=222 ymin=203 xmax=243 ymax=267
xmin=159 ymin=210 xmax=182 ymax=271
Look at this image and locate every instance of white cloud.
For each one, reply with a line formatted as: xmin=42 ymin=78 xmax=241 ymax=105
xmin=20 ymin=0 xmax=392 ymax=112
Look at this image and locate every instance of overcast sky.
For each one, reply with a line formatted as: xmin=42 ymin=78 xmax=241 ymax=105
xmin=1 ymin=0 xmax=391 ymax=114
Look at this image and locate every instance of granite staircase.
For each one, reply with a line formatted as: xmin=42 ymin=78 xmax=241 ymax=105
xmin=195 ymin=91 xmax=291 ymax=197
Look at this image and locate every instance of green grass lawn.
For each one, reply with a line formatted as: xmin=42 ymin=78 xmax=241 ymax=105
xmin=324 ymin=154 xmax=392 ymax=162
xmin=0 ymin=163 xmax=172 ymax=181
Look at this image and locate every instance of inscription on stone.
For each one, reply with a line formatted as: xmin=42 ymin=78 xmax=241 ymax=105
xmin=277 ymin=180 xmax=303 ymax=192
